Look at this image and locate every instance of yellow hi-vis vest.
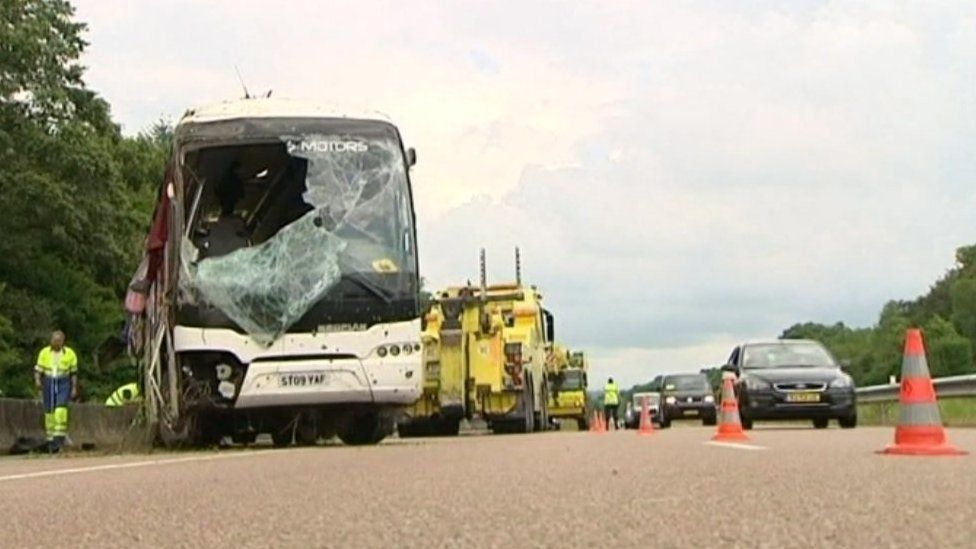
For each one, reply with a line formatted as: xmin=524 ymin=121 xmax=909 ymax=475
xmin=35 ymin=346 xmax=78 ymax=378
xmin=604 ymin=382 xmax=620 ymax=406
xmin=105 ymin=383 xmax=141 ymax=406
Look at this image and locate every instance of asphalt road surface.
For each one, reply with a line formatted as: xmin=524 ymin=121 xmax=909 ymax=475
xmin=1 ymin=426 xmax=974 ymax=548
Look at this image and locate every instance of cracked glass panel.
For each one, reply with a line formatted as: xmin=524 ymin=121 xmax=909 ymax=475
xmin=179 ymin=127 xmax=413 ymax=345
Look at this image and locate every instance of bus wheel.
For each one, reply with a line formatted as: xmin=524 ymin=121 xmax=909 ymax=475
xmin=338 ymin=411 xmax=392 ymax=446
xmin=271 ymin=426 xmax=293 ymax=448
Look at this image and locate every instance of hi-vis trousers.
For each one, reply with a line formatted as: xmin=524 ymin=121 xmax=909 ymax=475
xmin=41 ymin=376 xmax=71 ymax=441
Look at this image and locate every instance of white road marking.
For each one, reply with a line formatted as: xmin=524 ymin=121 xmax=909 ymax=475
xmin=0 ymin=450 xmax=279 ymax=483
xmin=703 ymin=440 xmax=768 ymax=451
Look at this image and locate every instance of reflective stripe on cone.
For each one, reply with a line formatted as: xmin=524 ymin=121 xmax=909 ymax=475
xmin=637 ymin=396 xmax=654 ymax=436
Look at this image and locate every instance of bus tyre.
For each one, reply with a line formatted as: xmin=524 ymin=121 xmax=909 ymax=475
xmin=157 ymin=419 xmax=189 ymax=448
xmin=439 ymin=418 xmax=461 ymax=436
xmin=168 ymin=411 xmax=220 ymax=448
xmin=231 ymin=432 xmax=257 ymax=446
xmin=577 ymin=418 xmax=588 ymax=431
xmin=397 ymin=422 xmax=421 ymax=438
xmin=295 ymin=419 xmax=318 ymax=446
xmin=338 ymin=411 xmax=392 ymax=446
xmin=271 ymin=427 xmax=292 ymax=448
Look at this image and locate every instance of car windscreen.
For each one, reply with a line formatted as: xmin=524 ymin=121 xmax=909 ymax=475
xmin=742 ymin=342 xmax=835 ymax=369
xmin=663 ymin=375 xmax=710 ymax=392
xmin=632 ymin=393 xmax=658 ymax=407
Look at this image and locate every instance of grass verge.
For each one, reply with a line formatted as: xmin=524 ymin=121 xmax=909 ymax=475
xmin=858 ymin=396 xmax=976 ymax=427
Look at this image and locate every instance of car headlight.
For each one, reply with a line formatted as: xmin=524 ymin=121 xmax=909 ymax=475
xmin=704 ymin=395 xmax=715 ymax=403
xmin=744 ymin=377 xmax=771 ymax=390
xmin=664 ymin=396 xmax=677 ymax=404
xmin=831 ymin=375 xmax=853 ymax=388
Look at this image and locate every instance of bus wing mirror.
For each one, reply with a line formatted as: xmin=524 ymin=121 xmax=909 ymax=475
xmin=406 ymin=147 xmax=417 ymax=167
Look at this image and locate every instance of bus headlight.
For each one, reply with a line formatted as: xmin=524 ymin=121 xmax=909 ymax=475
xmin=375 ymin=343 xmax=421 ymax=358
xmin=215 ymin=363 xmax=233 ymax=381
xmin=217 ymin=380 xmax=237 ymax=400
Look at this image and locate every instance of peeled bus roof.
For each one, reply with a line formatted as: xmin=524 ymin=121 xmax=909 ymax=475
xmin=178 ymin=97 xmax=395 ymax=126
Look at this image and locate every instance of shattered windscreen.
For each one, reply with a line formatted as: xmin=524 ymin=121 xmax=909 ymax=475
xmin=177 ymin=118 xmax=417 ymax=345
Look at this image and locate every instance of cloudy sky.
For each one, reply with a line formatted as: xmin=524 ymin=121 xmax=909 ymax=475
xmin=73 ymin=1 xmax=976 ymax=387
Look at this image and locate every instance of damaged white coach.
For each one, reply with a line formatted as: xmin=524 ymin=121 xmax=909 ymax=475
xmin=126 ymin=98 xmax=422 ymax=446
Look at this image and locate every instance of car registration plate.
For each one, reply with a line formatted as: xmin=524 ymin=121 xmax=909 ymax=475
xmin=786 ymin=391 xmax=820 ymax=403
xmin=277 ymin=372 xmax=331 ymax=388
xmin=684 ymin=409 xmax=698 ymax=416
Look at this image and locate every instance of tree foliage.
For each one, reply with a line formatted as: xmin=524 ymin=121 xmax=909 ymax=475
xmin=0 ymin=1 xmax=167 ymax=399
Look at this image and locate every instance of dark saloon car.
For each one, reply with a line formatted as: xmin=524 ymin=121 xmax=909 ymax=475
xmin=723 ymin=339 xmax=856 ymax=429
xmin=656 ymin=373 xmax=717 ymax=428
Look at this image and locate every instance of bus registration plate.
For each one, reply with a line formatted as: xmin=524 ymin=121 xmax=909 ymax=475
xmin=278 ymin=373 xmax=331 ymax=388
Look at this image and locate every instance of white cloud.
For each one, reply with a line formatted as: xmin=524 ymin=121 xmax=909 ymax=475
xmin=589 ymin=339 xmax=739 ymax=388
xmin=71 ymin=1 xmax=976 ymax=387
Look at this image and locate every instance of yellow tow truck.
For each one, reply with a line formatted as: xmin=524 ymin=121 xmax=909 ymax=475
xmin=546 ymin=349 xmax=589 ymax=430
xmin=398 ymin=295 xmax=467 ymax=436
xmin=397 ymin=249 xmax=554 ymax=435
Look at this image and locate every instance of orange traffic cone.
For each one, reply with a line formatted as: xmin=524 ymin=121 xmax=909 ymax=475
xmin=881 ymin=329 xmax=967 ymax=456
xmin=589 ymin=410 xmax=600 ymax=433
xmin=712 ymin=373 xmax=749 ymax=442
xmin=597 ymin=410 xmax=607 ymax=433
xmin=637 ymin=396 xmax=655 ymax=436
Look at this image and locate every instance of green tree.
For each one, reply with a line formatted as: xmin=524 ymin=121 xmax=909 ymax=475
xmin=923 ymin=316 xmax=974 ymax=377
xmin=860 ymin=301 xmax=911 ymax=385
xmin=700 ymin=366 xmax=722 ymax=392
xmin=950 ymin=277 xmax=976 ymax=346
xmin=1 ymin=0 xmax=91 ymax=125
xmin=0 ymin=285 xmax=27 ymax=397
xmin=0 ymin=1 xmax=167 ymax=399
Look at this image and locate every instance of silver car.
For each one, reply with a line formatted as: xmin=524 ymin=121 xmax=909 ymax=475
xmin=625 ymin=391 xmax=660 ymax=428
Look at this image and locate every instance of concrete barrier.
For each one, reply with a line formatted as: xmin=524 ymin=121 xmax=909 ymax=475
xmin=0 ymin=398 xmax=149 ymax=453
